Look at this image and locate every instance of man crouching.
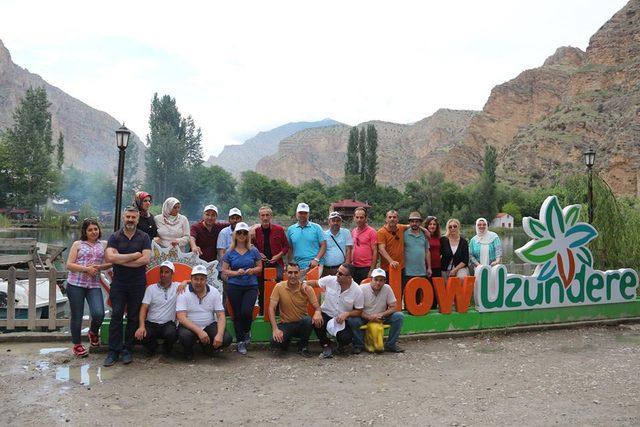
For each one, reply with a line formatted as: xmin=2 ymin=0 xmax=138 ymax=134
xmin=176 ymin=265 xmax=232 ymax=360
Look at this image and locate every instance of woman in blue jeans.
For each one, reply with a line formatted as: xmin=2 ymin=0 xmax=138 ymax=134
xmin=221 ymin=222 xmax=262 ymax=355
xmin=65 ymin=219 xmax=111 ymax=357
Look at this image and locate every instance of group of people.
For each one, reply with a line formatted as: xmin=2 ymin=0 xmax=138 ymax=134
xmin=65 ymin=191 xmax=504 ymax=365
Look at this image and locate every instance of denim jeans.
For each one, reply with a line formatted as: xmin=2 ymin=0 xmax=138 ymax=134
xmin=108 ymin=282 xmax=145 ymax=353
xmin=352 ymin=311 xmax=404 ymax=349
xmin=67 ymin=284 xmax=105 ymax=345
xmin=177 ymin=323 xmax=232 ymax=356
xmin=226 ymin=284 xmax=258 ymax=342
xmin=270 ymin=316 xmax=313 ymax=351
xmin=314 ymin=312 xmax=361 ymax=348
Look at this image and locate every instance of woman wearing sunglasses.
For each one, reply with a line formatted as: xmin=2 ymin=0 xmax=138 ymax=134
xmin=221 ymin=222 xmax=263 ymax=355
xmin=440 ymin=218 xmax=469 ymax=281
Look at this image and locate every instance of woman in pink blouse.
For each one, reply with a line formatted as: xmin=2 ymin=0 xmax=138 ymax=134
xmin=65 ymin=219 xmax=111 ymax=357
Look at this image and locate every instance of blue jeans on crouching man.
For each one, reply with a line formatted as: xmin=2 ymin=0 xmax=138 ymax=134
xmin=351 ymin=311 xmax=404 ymax=350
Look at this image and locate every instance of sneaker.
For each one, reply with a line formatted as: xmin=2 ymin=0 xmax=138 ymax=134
xmin=351 ymin=346 xmax=362 ymax=355
xmin=297 ymin=347 xmax=312 ymax=358
xmin=335 ymin=344 xmax=346 ymax=355
xmin=319 ymin=346 xmax=333 ymax=359
xmin=121 ymin=350 xmax=133 ymax=364
xmin=87 ymin=331 xmax=100 ymax=347
xmin=72 ymin=344 xmax=88 ymax=357
xmin=385 ymin=345 xmax=405 ymax=353
xmin=103 ymin=351 xmax=119 ymax=367
xmin=237 ymin=341 xmax=247 ymax=355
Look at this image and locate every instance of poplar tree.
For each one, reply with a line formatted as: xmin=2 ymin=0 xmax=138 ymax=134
xmin=344 ymin=126 xmax=359 ymax=176
xmin=364 ymin=124 xmax=378 ymax=185
xmin=358 ymin=126 xmax=366 ymax=181
xmin=56 ymin=133 xmax=64 ymax=170
xmin=474 ymin=145 xmax=498 ymax=219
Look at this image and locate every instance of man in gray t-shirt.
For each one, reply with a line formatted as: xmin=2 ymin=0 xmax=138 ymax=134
xmin=355 ymin=268 xmax=405 ymax=352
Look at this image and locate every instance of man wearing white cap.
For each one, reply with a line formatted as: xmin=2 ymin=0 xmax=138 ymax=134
xmin=217 ymin=207 xmax=243 ymax=260
xmin=322 ymin=211 xmax=353 ymax=277
xmin=176 ymin=265 xmax=232 ymax=360
xmin=190 ymin=204 xmax=229 ymax=262
xmin=286 ymin=202 xmax=326 ymax=273
xmin=356 ymin=268 xmax=404 ymax=352
xmin=134 ymin=261 xmax=179 ymax=356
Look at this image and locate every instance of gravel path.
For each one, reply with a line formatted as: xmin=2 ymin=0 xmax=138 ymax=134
xmin=1 ymin=324 xmax=639 ymax=426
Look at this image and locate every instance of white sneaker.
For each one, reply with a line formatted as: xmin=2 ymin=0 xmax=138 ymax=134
xmin=237 ymin=341 xmax=247 ymax=355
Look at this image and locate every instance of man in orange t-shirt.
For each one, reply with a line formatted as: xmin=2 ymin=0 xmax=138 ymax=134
xmin=377 ymin=210 xmax=409 ymax=273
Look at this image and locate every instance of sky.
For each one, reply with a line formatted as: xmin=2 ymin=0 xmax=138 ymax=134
xmin=1 ymin=0 xmax=629 ymax=158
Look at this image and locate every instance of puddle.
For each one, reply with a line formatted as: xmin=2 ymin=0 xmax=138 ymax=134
xmin=39 ymin=347 xmax=68 ymax=355
xmin=55 ymin=364 xmax=111 ymax=385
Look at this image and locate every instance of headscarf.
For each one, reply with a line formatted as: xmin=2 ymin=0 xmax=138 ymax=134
xmin=134 ymin=191 xmax=152 ymax=218
xmin=475 ymin=217 xmax=499 ymax=244
xmin=161 ymin=197 xmax=181 ymax=225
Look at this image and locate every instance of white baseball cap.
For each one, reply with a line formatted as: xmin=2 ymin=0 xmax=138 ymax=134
xmin=326 ymin=318 xmax=345 ymax=337
xmin=296 ymin=202 xmax=310 ymax=213
xmin=228 ymin=207 xmax=242 ymax=217
xmin=203 ymin=204 xmax=218 ymax=214
xmin=160 ymin=260 xmax=175 ymax=272
xmin=328 ymin=211 xmax=342 ymax=219
xmin=234 ymin=222 xmax=250 ymax=232
xmin=191 ymin=265 xmax=208 ymax=276
xmin=371 ymin=268 xmax=386 ymax=278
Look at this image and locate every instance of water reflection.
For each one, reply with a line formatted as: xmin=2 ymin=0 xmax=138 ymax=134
xmin=55 ymin=364 xmax=108 ymax=385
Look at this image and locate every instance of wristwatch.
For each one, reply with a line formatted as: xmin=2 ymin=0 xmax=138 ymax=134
xmin=313 ymin=258 xmax=320 ymax=263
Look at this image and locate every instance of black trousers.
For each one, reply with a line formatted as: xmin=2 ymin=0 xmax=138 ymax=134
xmin=313 ymin=312 xmax=354 ymax=348
xmin=108 ymin=282 xmax=145 ymax=353
xmin=141 ymin=320 xmax=178 ymax=354
xmin=352 ymin=266 xmax=371 ymax=284
xmin=270 ymin=316 xmax=313 ymax=351
xmin=177 ymin=323 xmax=232 ymax=355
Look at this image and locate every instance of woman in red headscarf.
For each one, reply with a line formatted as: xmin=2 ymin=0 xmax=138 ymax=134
xmin=134 ymin=191 xmax=158 ymax=239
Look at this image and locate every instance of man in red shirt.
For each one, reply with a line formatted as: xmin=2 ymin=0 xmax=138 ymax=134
xmin=252 ymin=205 xmax=289 ymax=309
xmin=189 ymin=205 xmax=229 ymax=262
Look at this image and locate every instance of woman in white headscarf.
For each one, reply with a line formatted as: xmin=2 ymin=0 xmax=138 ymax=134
xmin=154 ymin=197 xmax=191 ymax=250
xmin=468 ymin=218 xmax=502 ymax=270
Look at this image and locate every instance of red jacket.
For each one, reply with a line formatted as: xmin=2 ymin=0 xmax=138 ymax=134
xmin=252 ymin=223 xmax=289 ymax=268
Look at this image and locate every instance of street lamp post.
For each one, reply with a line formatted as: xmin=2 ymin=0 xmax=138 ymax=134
xmin=584 ymin=147 xmax=596 ymax=224
xmin=114 ymin=124 xmax=131 ymax=231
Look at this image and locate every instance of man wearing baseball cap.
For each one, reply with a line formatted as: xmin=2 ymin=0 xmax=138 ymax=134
xmin=190 ymin=205 xmax=229 ymax=262
xmin=404 ymin=211 xmax=432 ymax=290
xmin=322 ymin=211 xmax=353 ymax=277
xmin=176 ymin=265 xmax=232 ymax=360
xmin=356 ymin=268 xmax=404 ymax=352
xmin=135 ymin=261 xmax=179 ymax=356
xmin=286 ymin=202 xmax=326 ymax=273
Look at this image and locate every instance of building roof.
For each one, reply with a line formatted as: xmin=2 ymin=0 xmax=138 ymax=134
xmin=330 ymin=199 xmax=371 ymax=209
xmin=494 ymin=213 xmax=512 ymax=218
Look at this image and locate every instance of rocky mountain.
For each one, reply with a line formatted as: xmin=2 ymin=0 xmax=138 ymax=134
xmin=256 ymin=0 xmax=640 ymax=196
xmin=206 ymin=119 xmax=340 ymax=177
xmin=0 ymin=39 xmax=145 ymax=176
xmin=444 ymin=0 xmax=640 ymax=196
xmin=256 ymin=109 xmax=477 ymax=186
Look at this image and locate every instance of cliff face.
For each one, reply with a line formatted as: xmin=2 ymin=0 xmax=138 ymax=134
xmin=206 ymin=119 xmax=340 ymax=177
xmin=256 ymin=109 xmax=478 ymax=186
xmin=0 ymin=39 xmax=145 ymax=175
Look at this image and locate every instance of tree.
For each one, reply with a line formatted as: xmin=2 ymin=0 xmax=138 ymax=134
xmin=238 ymin=171 xmax=296 ymax=215
xmin=176 ymin=165 xmax=237 ymax=219
xmin=56 ymin=133 xmax=64 ymax=170
xmin=501 ymin=201 xmax=522 ymax=225
xmin=145 ymin=93 xmax=204 ymax=201
xmin=3 ymin=87 xmax=59 ymax=209
xmin=363 ymin=124 xmax=378 ymax=185
xmin=473 ymin=145 xmax=498 ymax=219
xmin=358 ymin=126 xmax=366 ymax=181
xmin=344 ymin=127 xmax=359 ymax=176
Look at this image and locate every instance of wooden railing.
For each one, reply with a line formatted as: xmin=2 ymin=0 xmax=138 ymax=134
xmin=0 ymin=266 xmax=77 ymax=331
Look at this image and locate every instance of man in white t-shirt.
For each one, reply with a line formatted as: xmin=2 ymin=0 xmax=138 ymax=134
xmin=176 ymin=265 xmax=232 ymax=360
xmin=356 ymin=268 xmax=405 ymax=353
xmin=134 ymin=261 xmax=179 ymax=355
xmin=304 ymin=263 xmax=364 ymax=358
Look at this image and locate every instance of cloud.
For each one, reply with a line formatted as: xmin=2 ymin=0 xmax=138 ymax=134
xmin=1 ymin=0 xmax=627 ymax=156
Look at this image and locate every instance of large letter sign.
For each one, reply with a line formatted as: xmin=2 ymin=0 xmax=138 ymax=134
xmin=474 ymin=196 xmax=639 ymax=312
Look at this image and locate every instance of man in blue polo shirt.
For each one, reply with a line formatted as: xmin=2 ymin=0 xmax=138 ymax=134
xmin=286 ymin=202 xmax=326 ymax=274
xmin=104 ymin=206 xmax=151 ymax=367
xmin=322 ymin=211 xmax=353 ymax=277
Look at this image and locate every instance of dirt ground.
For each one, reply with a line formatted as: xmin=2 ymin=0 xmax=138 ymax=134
xmin=0 ymin=324 xmax=639 ymax=426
